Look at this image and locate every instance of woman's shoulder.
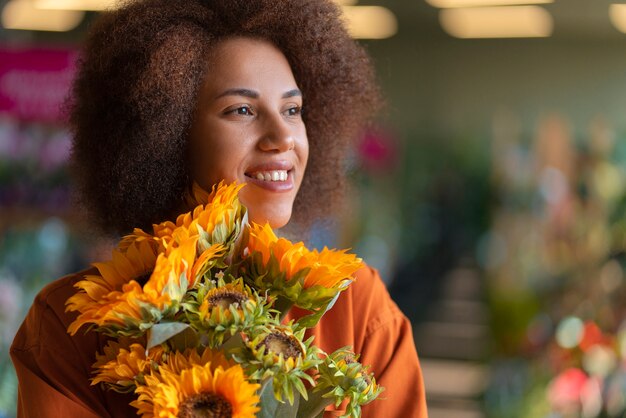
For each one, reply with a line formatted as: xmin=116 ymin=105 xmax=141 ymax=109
xmin=30 ymin=268 xmax=94 ymax=314
xmin=12 ymin=267 xmax=96 ymax=351
xmin=303 ymin=263 xmax=408 ymax=355
xmin=348 ymin=264 xmax=406 ymax=335
xmin=10 ymin=267 xmax=132 ymax=418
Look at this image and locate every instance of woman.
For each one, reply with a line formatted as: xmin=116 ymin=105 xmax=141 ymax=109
xmin=11 ymin=0 xmax=427 ymax=416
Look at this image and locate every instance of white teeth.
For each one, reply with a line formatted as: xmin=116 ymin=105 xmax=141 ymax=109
xmin=250 ymin=170 xmax=288 ymax=182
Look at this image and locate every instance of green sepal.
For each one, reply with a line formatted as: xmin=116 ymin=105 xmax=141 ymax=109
xmin=294 ymin=290 xmax=342 ymax=328
xmin=161 ymin=270 xmax=188 ymax=301
xmin=92 ymin=298 xmax=182 ymax=339
xmin=195 ymin=204 xmax=247 ymax=261
xmin=226 ymin=210 xmax=249 ymax=265
xmin=241 ymin=251 xmax=308 ymax=302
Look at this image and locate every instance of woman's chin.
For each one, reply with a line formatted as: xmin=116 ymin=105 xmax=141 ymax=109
xmin=246 ymin=207 xmax=291 ymax=229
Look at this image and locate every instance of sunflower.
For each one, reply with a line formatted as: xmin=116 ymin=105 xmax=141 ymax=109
xmin=232 ymin=323 xmax=322 ymax=404
xmin=314 ymin=347 xmax=383 ymax=417
xmin=131 ymin=352 xmax=260 ymax=418
xmin=66 ymin=239 xmax=158 ymax=335
xmin=66 ymin=237 xmax=199 ymax=337
xmin=183 ymin=278 xmax=271 ymax=347
xmin=91 ymin=339 xmax=167 ymax=392
xmin=116 ymin=182 xmax=244 ymax=283
xmin=243 ymin=223 xmax=363 ymax=323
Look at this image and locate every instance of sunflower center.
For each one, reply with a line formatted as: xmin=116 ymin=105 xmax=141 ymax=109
xmin=261 ymin=332 xmax=303 ymax=359
xmin=178 ymin=392 xmax=232 ymax=418
xmin=207 ymin=290 xmax=248 ymax=310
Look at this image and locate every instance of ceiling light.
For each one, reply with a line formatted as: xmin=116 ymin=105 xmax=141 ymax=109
xmin=440 ymin=5 xmax=553 ymax=38
xmin=609 ymin=4 xmax=626 ymax=34
xmin=2 ymin=0 xmax=84 ymax=31
xmin=427 ymin=0 xmax=552 ymax=8
xmin=342 ymin=6 xmax=398 ymax=39
xmin=34 ymin=0 xmax=118 ymax=11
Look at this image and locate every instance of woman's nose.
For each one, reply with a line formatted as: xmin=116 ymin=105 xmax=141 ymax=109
xmin=257 ymin=113 xmax=296 ymax=152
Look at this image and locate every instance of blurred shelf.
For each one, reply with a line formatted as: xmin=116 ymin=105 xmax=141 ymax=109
xmin=421 ymin=359 xmax=489 ymax=399
xmin=0 ymin=206 xmax=84 ymax=229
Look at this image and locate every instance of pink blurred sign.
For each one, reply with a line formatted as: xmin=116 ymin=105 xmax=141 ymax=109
xmin=0 ymin=46 xmax=78 ymax=123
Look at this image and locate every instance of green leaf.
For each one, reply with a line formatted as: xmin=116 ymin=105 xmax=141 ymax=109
xmin=296 ymin=308 xmax=326 ymax=329
xmin=169 ymin=326 xmax=199 ymax=352
xmin=258 ymin=379 xmax=280 ymax=418
xmin=258 ymin=379 xmax=301 ymax=418
xmin=146 ymin=322 xmax=190 ymax=349
xmin=219 ymin=331 xmax=244 ymax=352
xmin=297 ymin=388 xmax=334 ymax=418
xmin=322 ymin=290 xmax=342 ymax=314
xmin=275 ymin=391 xmax=300 ymax=418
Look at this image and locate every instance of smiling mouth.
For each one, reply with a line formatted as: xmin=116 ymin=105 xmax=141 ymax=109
xmin=245 ymin=170 xmax=289 ymax=182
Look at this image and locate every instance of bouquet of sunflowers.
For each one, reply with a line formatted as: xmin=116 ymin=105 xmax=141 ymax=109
xmin=65 ymin=182 xmax=382 ymax=418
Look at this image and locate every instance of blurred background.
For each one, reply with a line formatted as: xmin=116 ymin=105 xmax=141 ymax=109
xmin=2 ymin=0 xmax=626 ymax=417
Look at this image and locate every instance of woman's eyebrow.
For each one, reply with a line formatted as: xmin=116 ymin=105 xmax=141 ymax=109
xmin=282 ymin=89 xmax=302 ymax=98
xmin=215 ymin=88 xmax=301 ymax=100
xmin=216 ymin=88 xmax=259 ymax=99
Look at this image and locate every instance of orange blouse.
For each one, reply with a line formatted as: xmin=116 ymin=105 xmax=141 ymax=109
xmin=11 ymin=265 xmax=428 ymax=417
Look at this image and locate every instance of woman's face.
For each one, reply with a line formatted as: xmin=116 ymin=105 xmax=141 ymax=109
xmin=189 ymin=37 xmax=309 ymax=229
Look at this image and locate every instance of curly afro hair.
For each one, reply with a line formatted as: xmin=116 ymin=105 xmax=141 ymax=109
xmin=69 ymin=0 xmax=381 ymax=236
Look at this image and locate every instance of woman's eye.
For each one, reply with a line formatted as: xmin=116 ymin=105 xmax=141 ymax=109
xmin=284 ymin=106 xmax=302 ymax=117
xmin=227 ymin=106 xmax=254 ymax=116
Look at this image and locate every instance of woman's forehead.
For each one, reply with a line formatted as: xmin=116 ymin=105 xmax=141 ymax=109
xmin=201 ymin=37 xmax=300 ymax=99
